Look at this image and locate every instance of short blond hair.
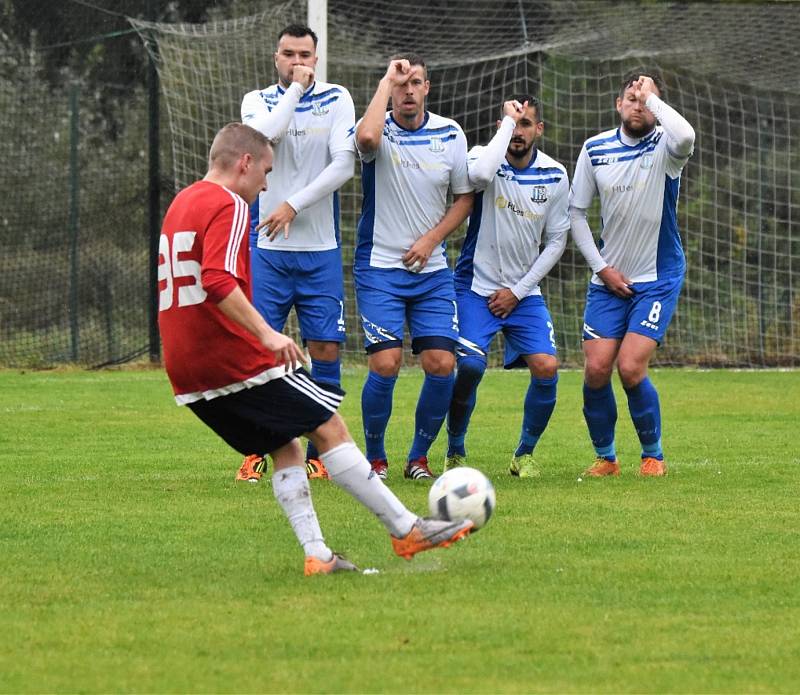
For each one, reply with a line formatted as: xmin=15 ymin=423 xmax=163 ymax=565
xmin=208 ymin=122 xmax=271 ymax=170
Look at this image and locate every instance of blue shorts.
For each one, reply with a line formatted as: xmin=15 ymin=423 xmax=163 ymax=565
xmin=582 ymin=275 xmax=684 ymax=344
xmin=456 ymin=289 xmax=556 ymax=369
xmin=251 ymin=247 xmax=346 ymax=343
xmin=354 ymin=267 xmax=458 ymax=354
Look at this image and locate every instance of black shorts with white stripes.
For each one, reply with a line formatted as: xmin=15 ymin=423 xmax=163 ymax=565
xmin=187 ymin=368 xmax=344 ymax=456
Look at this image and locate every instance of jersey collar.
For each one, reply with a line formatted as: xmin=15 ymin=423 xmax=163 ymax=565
xmin=505 ymin=146 xmax=538 ymax=173
xmin=389 ymin=111 xmax=430 ymax=132
xmin=617 ymin=125 xmax=656 ymax=147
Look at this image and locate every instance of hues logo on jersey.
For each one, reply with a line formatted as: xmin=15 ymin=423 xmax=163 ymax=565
xmin=530 ymin=185 xmax=548 ymax=203
xmin=495 ymin=195 xmax=542 ymax=221
xmin=428 ymin=137 xmax=445 ymax=153
xmin=640 ymin=153 xmax=654 ymax=169
xmin=606 ymin=182 xmax=646 ymax=195
xmin=311 ymin=101 xmax=329 ymax=117
xmin=391 ymin=152 xmax=421 ymax=170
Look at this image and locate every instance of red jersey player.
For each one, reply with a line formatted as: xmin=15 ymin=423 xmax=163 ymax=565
xmin=158 ymin=123 xmax=473 ymax=574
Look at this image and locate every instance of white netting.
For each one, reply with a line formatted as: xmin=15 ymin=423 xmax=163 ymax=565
xmin=131 ymin=0 xmax=800 ymax=367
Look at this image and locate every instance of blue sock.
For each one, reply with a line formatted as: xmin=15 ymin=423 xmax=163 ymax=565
xmin=306 ymin=357 xmax=341 ymax=461
xmin=515 ymin=374 xmax=558 ymax=457
xmin=408 ymin=372 xmax=455 ymax=461
xmin=361 ymin=371 xmax=396 ymax=462
xmin=446 ymin=355 xmax=486 ymax=456
xmin=624 ymin=377 xmax=663 ymax=459
xmin=582 ymin=382 xmax=617 ymax=460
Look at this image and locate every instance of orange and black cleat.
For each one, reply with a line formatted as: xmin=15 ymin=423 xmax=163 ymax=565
xmin=305 ymin=458 xmax=330 ymax=480
xmin=236 ymin=454 xmax=266 ymax=483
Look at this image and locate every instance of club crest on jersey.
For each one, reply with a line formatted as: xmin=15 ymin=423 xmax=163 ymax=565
xmin=530 ymin=185 xmax=548 ymax=203
xmin=428 ymin=136 xmax=445 ymax=153
xmin=311 ymin=101 xmax=329 ymax=117
xmin=640 ymin=153 xmax=654 ymax=169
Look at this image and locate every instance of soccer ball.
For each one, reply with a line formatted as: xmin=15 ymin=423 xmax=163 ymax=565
xmin=428 ymin=467 xmax=496 ymax=530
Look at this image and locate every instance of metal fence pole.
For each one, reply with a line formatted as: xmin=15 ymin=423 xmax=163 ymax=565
xmin=147 ymin=30 xmax=161 ymax=363
xmin=69 ymin=82 xmax=80 ymax=362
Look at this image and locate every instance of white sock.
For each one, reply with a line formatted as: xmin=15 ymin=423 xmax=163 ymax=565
xmin=320 ymin=442 xmax=417 ymax=538
xmin=272 ymin=465 xmax=331 ymax=560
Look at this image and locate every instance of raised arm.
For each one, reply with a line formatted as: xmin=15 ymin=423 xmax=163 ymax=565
xmin=468 ymin=118 xmax=513 ymax=188
xmin=635 ymin=76 xmax=695 ymax=159
xmin=468 ymin=100 xmax=525 ymax=189
xmin=356 ymin=59 xmax=412 ymax=153
xmin=240 ymin=65 xmax=314 ymax=142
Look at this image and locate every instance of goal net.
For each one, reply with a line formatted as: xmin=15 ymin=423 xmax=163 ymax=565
xmin=132 ymin=0 xmax=800 ymax=367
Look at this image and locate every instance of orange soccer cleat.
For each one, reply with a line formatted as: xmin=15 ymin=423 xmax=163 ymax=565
xmin=304 ymin=553 xmax=359 ymax=576
xmin=236 ymin=454 xmax=266 ymax=483
xmin=583 ymin=456 xmax=621 ymax=477
xmin=639 ymin=457 xmax=668 ymax=477
xmin=391 ymin=518 xmax=473 ymax=560
xmin=305 ymin=458 xmax=330 ymax=480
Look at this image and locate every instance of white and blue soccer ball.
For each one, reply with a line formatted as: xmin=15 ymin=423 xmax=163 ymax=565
xmin=428 ymin=466 xmax=496 ymax=530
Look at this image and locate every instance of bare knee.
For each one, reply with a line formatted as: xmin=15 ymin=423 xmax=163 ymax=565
xmin=271 ymin=439 xmax=304 ymax=471
xmin=419 ymin=349 xmax=455 ymax=376
xmin=617 ymin=358 xmax=648 ymax=388
xmin=616 ymin=334 xmax=657 ymax=388
xmin=306 ymin=413 xmax=352 ymax=455
xmin=307 ymin=340 xmax=340 ymax=362
xmin=584 ymin=355 xmax=613 ymax=388
xmin=368 ymin=349 xmax=402 ymax=378
xmin=527 ymin=353 xmax=558 ymax=379
xmin=583 ymin=338 xmax=618 ymax=388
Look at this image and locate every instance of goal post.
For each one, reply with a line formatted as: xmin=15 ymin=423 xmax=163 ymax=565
xmin=307 ymin=0 xmax=327 ymax=83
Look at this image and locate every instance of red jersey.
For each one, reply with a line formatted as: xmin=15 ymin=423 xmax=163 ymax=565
xmin=158 ymin=180 xmax=281 ymax=404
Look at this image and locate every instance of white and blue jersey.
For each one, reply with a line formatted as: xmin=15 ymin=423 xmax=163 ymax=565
xmin=570 ymin=122 xmax=691 ymax=284
xmin=241 ymin=80 xmax=355 ymax=251
xmin=455 ymin=146 xmax=569 ymax=298
xmin=355 ymin=111 xmax=472 ymax=273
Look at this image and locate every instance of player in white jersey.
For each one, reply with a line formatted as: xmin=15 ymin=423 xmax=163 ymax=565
xmin=445 ymin=97 xmax=569 ymax=478
xmin=238 ymin=24 xmax=356 ymax=482
xmin=355 ymin=54 xmax=474 ymax=481
xmin=569 ymin=70 xmax=695 ymax=478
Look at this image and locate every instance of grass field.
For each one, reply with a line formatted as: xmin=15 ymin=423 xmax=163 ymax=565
xmin=1 ymin=367 xmax=799 ymax=693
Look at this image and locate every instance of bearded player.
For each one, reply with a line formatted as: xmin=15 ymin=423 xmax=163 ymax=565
xmin=570 ymin=71 xmax=695 ymax=477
